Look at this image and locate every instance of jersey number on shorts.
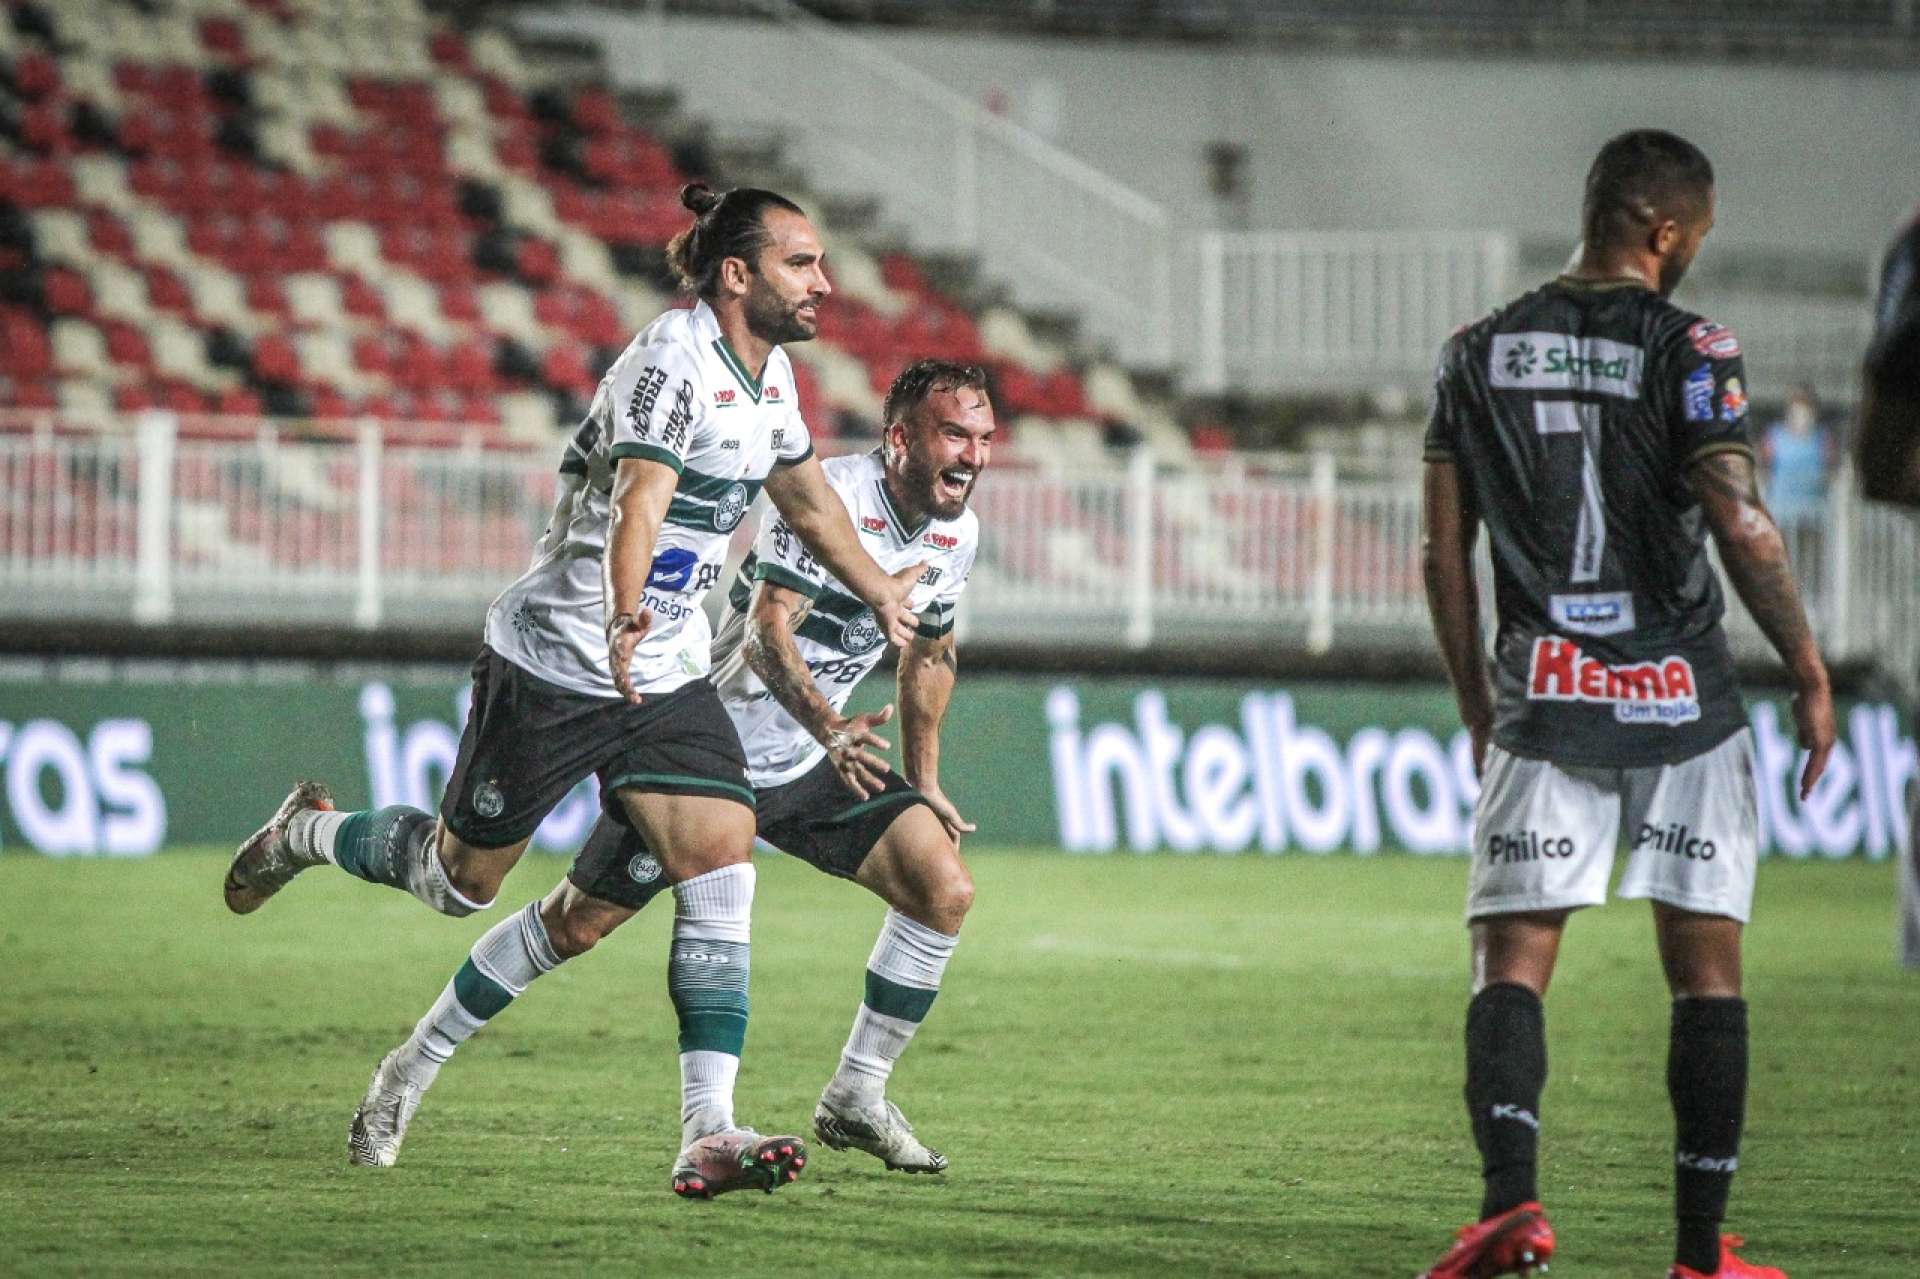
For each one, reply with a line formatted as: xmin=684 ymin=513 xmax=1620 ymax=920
xmin=1534 ymin=400 xmax=1605 ymax=584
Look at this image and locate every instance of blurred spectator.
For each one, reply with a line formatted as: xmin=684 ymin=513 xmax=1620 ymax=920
xmin=1760 ymin=386 xmax=1835 ymax=525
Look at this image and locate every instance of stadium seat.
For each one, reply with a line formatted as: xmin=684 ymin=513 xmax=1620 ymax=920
xmin=51 ymin=319 xmax=111 ymax=379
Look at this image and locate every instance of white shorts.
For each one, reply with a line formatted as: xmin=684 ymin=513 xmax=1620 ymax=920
xmin=1466 ymin=729 xmax=1759 ymax=924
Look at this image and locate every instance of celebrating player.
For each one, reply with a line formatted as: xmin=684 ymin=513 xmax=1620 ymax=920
xmin=1417 ymin=130 xmax=1834 ymax=1279
xmin=1854 ymin=208 xmax=1920 ymax=967
xmin=224 ymin=183 xmax=920 ymax=1197
xmin=334 ymin=359 xmax=991 ymax=1184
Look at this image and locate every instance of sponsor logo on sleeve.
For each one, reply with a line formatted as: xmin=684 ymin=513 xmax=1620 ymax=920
xmin=662 ymin=378 xmax=694 ymax=452
xmin=1720 ymin=376 xmax=1748 ymax=422
xmin=924 ymin=531 xmax=959 ymax=550
xmin=1687 ymin=319 xmax=1741 ymax=360
xmin=1489 ymin=332 xmax=1644 ymax=397
xmin=859 ymin=515 xmax=888 ymax=535
xmin=1525 ymin=637 xmax=1701 ymax=724
xmin=765 ymin=385 xmax=782 ymax=401
xmin=1682 ymin=365 xmax=1715 ymax=423
xmin=628 ymin=366 xmax=668 ymax=429
xmin=714 ymin=388 xmax=736 ymax=407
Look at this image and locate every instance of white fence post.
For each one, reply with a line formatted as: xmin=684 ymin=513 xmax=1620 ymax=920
xmin=1197 ymin=232 xmax=1226 ymax=392
xmin=1125 ymin=448 xmax=1154 ymax=649
xmin=355 ymin=421 xmax=383 ymax=629
xmin=133 ymin=410 xmax=175 ymax=624
xmin=1307 ymin=452 xmax=1336 ymax=654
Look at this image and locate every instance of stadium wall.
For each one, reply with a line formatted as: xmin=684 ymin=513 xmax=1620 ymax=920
xmin=535 ymin=9 xmax=1920 ymax=258
xmin=3 ymin=670 xmax=1910 ymax=862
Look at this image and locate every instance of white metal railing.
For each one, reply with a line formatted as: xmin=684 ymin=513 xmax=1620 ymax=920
xmin=527 ymin=2 xmax=1174 ymax=368
xmin=2 ymin=415 xmax=1914 ymax=685
xmin=1194 ymin=230 xmax=1516 ymax=393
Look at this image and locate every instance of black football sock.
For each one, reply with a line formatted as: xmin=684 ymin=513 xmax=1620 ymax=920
xmin=1669 ymin=996 xmax=1748 ymax=1273
xmin=1464 ymin=981 xmax=1547 ymax=1219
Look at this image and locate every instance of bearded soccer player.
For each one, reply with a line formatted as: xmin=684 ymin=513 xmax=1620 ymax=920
xmin=1417 ymin=130 xmax=1835 ymax=1279
xmin=1854 ymin=208 xmax=1920 ymax=967
xmin=223 ymin=183 xmax=920 ymax=1197
xmin=340 ymin=359 xmax=991 ymax=1181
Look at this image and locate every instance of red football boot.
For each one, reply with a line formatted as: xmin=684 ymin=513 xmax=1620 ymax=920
xmin=1667 ymin=1233 xmax=1786 ymax=1279
xmin=1418 ymin=1201 xmax=1556 ymax=1278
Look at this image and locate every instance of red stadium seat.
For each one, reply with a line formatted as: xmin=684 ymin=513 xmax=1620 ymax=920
xmin=144 ymin=266 xmax=193 ymax=314
xmin=99 ymin=319 xmax=152 ymax=369
xmin=43 ymin=267 xmax=93 ymax=317
xmin=87 ymin=209 xmax=134 ymax=257
xmin=12 ymin=52 xmax=61 ymax=101
xmin=251 ymin=334 xmax=300 ymax=384
xmin=1 ymin=308 xmax=54 ymax=379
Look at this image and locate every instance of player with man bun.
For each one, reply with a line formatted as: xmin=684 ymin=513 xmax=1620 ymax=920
xmin=225 ymin=182 xmax=920 ymax=1197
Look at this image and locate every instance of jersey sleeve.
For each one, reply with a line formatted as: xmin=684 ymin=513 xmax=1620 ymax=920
xmin=916 ymin=538 xmax=975 ymax=640
xmin=749 ymin=507 xmax=829 ymax=600
xmin=606 ymin=341 xmax=701 ymax=474
xmin=774 ymin=401 xmax=814 ymax=468
xmin=1422 ymin=333 xmax=1467 ymax=462
xmin=1657 ymin=314 xmax=1753 ymax=469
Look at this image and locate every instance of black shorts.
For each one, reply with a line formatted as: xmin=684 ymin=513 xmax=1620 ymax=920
xmin=567 ymin=756 xmax=931 ymax=909
xmin=441 ymin=647 xmax=753 ymax=849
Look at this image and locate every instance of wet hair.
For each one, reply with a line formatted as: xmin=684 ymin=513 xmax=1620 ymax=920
xmin=664 ymin=183 xmax=806 ymax=299
xmin=882 ymin=358 xmax=991 ymax=427
xmin=1582 ymin=129 xmax=1715 ymax=250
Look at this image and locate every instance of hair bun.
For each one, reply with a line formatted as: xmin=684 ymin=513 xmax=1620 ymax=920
xmin=680 ymin=183 xmax=721 ymax=216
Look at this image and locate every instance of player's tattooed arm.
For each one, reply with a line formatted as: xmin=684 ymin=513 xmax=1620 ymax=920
xmin=1688 ymin=448 xmax=1836 ymax=798
xmin=743 ymin=578 xmax=894 ymax=798
xmin=1420 ymin=461 xmax=1494 ymax=773
xmin=764 ymin=457 xmax=919 ymax=648
xmin=899 ymin=629 xmax=975 ymax=839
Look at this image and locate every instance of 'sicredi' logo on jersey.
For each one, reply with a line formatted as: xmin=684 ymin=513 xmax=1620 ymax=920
xmin=1526 ymin=637 xmax=1701 ymax=725
xmin=1489 ymin=332 xmax=1644 ymax=398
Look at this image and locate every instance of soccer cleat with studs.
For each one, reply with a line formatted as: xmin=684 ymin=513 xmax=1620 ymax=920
xmin=813 ymin=1092 xmax=948 ymax=1173
xmin=347 ymin=1049 xmax=428 ymax=1167
xmin=224 ymin=780 xmax=335 ymax=914
xmin=670 ymin=1128 xmax=807 ymax=1199
xmin=1667 ymin=1233 xmax=1786 ymax=1279
xmin=1417 ymin=1201 xmax=1556 ymax=1278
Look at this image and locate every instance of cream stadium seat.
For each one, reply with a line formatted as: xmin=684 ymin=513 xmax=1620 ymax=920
xmin=500 ymin=174 xmax=565 ymax=240
xmin=259 ymin=118 xmax=325 ymax=175
xmin=57 ymin=378 xmax=114 ymax=421
xmin=324 ymin=222 xmax=384 ymax=278
xmin=825 ymin=244 xmax=906 ymax=318
xmin=89 ymin=261 xmax=152 ymax=327
xmin=71 ymin=156 xmax=137 ymax=212
xmin=151 ymin=318 xmax=222 ymax=391
xmin=434 ymin=75 xmax=489 ymax=130
xmin=31 ymin=210 xmax=91 ymax=269
xmin=791 ymin=342 xmax=883 ymax=418
xmin=131 ymin=209 xmax=197 ymax=273
xmin=447 ymin=125 xmax=505 ymax=182
xmin=286 ymin=273 xmax=347 ymax=330
xmin=295 ymin=331 xmax=373 ymax=396
xmin=59 ymin=58 xmax=126 ymax=115
xmin=557 ymin=226 xmax=619 ymax=295
xmin=189 ymin=268 xmax=256 ymax=334
xmin=51 ymin=319 xmax=111 ymax=380
xmin=380 ymin=272 xmax=452 ymax=343
xmin=980 ymin=306 xmax=1063 ymax=374
xmin=469 ymin=30 xmax=530 ymax=88
xmin=499 ymin=391 xmax=562 ymax=445
xmin=478 ymin=282 xmax=545 ymax=349
xmin=615 ymin=282 xmax=672 ymax=334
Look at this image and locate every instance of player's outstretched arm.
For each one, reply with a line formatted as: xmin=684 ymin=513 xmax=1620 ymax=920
xmin=742 ymin=577 xmax=895 ymax=799
xmin=898 ymin=630 xmax=973 ymax=841
xmin=1421 ymin=460 xmax=1494 ymax=774
xmin=1688 ymin=448 xmax=1836 ymax=798
xmin=603 ymin=456 xmax=678 ymax=703
xmin=764 ymin=455 xmax=918 ymax=647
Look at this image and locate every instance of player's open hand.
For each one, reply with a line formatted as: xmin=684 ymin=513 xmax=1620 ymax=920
xmin=824 ymin=704 xmax=894 ymax=799
xmin=606 ymin=609 xmax=653 ymax=705
xmin=869 ymin=561 xmax=924 ymax=649
xmin=1792 ymin=679 xmax=1836 ymax=801
xmin=920 ymin=785 xmax=976 ymax=844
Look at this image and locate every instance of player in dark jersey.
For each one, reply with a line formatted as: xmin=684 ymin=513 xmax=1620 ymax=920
xmin=1854 ymin=211 xmax=1920 ymax=967
xmin=1417 ymin=130 xmax=1835 ymax=1279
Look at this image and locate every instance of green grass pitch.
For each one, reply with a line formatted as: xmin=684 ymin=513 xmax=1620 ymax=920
xmin=2 ymin=849 xmax=1915 ymax=1277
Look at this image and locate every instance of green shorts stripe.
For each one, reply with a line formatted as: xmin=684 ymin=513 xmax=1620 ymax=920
xmin=827 ymin=789 xmax=924 ymax=825
xmin=605 ymin=771 xmax=757 ymax=808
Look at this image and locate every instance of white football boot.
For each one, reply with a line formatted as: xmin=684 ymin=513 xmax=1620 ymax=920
xmin=224 ymin=780 xmax=334 ymax=914
xmin=670 ymin=1128 xmax=807 ymax=1199
xmin=347 ymin=1049 xmax=430 ymax=1167
xmin=812 ymin=1093 xmax=948 ymax=1173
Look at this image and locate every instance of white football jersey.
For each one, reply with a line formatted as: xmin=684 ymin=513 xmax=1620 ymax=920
xmin=485 ymin=301 xmax=812 ymax=698
xmin=710 ymin=450 xmax=977 ymax=787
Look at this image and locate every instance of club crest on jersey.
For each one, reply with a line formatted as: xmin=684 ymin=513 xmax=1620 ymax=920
xmin=1687 ymin=320 xmax=1741 ymax=360
xmin=713 ymin=482 xmax=750 ymax=532
xmin=1489 ymin=332 xmax=1643 ymax=398
xmin=1720 ymin=376 xmax=1748 ymax=422
xmin=474 ymin=781 xmax=505 ymax=819
xmin=1682 ymin=365 xmax=1715 ymax=423
xmin=1527 ymin=637 xmax=1701 ymax=725
xmin=924 ymin=531 xmax=959 ymax=550
xmin=841 ymin=612 xmax=883 ymax=655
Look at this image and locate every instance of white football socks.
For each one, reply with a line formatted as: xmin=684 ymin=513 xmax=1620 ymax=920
xmin=828 ymin=910 xmax=958 ymax=1107
xmin=392 ymin=902 xmax=562 ymax=1087
xmin=671 ymin=864 xmax=755 ymax=1145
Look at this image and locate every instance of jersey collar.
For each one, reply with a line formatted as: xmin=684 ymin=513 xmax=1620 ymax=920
xmin=693 ymin=300 xmax=769 ymax=403
xmin=875 ymin=467 xmax=930 ymax=543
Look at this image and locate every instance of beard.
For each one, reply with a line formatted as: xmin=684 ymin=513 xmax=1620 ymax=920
xmin=899 ymin=446 xmax=976 ymax=521
xmin=744 ymin=278 xmax=816 ymax=345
